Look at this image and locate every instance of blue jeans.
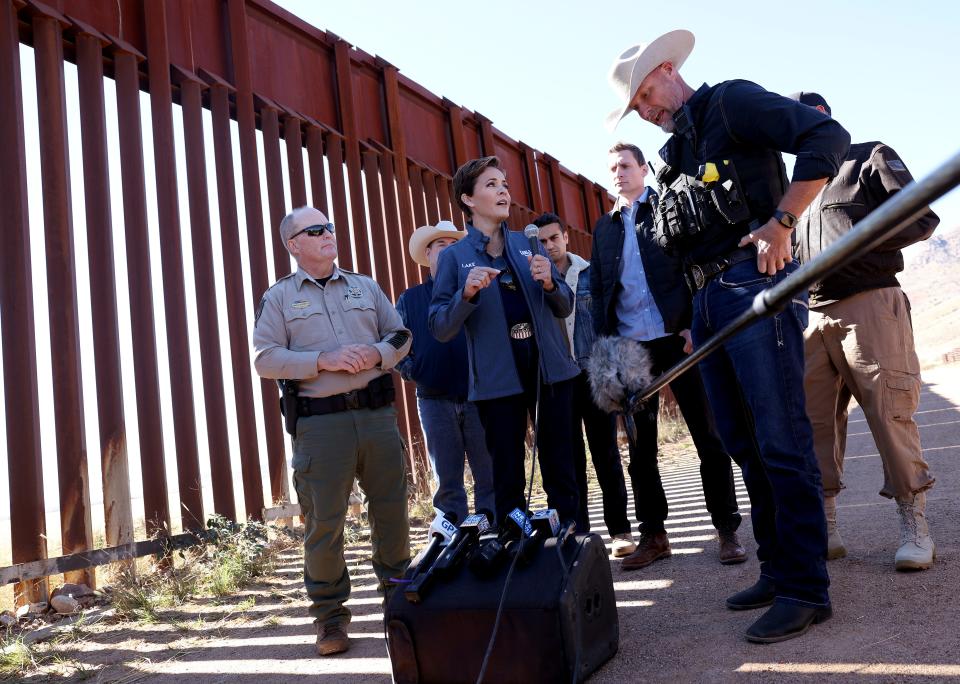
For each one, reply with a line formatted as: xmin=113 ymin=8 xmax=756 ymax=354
xmin=692 ymin=260 xmax=829 ymax=608
xmin=417 ymin=396 xmax=496 ymax=524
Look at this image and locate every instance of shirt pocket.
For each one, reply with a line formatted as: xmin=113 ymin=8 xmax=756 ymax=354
xmin=819 ymin=201 xmax=867 ymax=245
xmin=340 ymin=292 xmax=380 ymax=344
xmin=284 ymin=308 xmax=333 ymax=350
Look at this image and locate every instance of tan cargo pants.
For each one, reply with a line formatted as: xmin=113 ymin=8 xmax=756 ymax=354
xmin=803 ymin=287 xmax=934 ymax=499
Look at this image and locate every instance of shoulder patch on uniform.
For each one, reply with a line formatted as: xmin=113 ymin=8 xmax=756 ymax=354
xmin=887 ymin=159 xmax=907 ymax=172
xmin=254 ymin=296 xmax=266 ymax=326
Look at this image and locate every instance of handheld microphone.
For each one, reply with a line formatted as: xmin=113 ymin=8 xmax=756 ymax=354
xmin=523 ymin=223 xmax=541 ymax=256
xmin=523 ymin=224 xmax=546 ymax=288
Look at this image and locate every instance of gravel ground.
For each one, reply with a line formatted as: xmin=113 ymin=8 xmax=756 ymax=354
xmin=12 ymin=365 xmax=960 ymax=683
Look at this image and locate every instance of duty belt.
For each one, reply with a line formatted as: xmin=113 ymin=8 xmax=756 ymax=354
xmin=509 ymin=322 xmax=533 ymax=340
xmin=299 ymin=374 xmax=395 ymax=417
xmin=687 ymin=246 xmax=756 ymax=291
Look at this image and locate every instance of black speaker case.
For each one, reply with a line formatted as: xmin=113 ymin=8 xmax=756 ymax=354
xmin=386 ymin=532 xmax=619 ymax=683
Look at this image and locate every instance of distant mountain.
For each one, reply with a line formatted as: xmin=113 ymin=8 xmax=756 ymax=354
xmin=899 ymin=224 xmax=960 ymax=366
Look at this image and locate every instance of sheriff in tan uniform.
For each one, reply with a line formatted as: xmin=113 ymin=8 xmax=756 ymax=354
xmin=253 ymin=206 xmax=411 ymax=657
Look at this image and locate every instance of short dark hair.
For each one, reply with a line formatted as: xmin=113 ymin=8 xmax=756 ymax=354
xmin=533 ymin=212 xmax=565 ymax=232
xmin=789 ymin=91 xmax=832 ymax=117
xmin=453 ymin=156 xmax=502 ymax=216
xmin=608 ymin=142 xmax=645 ymax=167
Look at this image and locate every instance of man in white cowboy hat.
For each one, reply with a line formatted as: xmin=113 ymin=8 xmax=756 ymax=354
xmin=606 ymin=31 xmax=850 ymax=643
xmin=396 ymin=221 xmax=496 ymax=525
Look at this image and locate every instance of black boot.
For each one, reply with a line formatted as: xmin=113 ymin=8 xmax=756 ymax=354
xmin=726 ymin=576 xmax=776 ymax=611
xmin=745 ymin=601 xmax=833 ymax=643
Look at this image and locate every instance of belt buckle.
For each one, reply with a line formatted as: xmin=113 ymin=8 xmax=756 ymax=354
xmin=343 ymin=390 xmax=360 ymax=410
xmin=510 ymin=322 xmax=532 ymax=340
xmin=691 ymin=264 xmax=706 ymax=290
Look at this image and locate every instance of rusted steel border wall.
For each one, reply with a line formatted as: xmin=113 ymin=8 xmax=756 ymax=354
xmin=0 ymin=0 xmax=611 ymax=599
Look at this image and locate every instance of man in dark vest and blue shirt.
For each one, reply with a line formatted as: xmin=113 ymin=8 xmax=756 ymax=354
xmin=396 ymin=221 xmax=496 ymax=525
xmin=792 ymin=92 xmax=938 ymax=571
xmin=589 ymin=142 xmax=745 ymax=571
xmin=605 ymin=30 xmax=850 ymax=642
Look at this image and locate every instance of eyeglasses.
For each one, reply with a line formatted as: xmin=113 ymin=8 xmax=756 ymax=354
xmin=291 ymin=223 xmax=335 ymax=239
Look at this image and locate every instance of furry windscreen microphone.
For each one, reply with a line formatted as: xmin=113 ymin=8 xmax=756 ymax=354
xmin=587 ymin=336 xmax=654 ymax=413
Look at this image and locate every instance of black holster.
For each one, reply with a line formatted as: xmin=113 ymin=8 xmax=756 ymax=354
xmin=279 ymin=379 xmax=299 ymax=435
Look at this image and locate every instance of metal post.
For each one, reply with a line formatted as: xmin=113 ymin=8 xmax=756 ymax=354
xmin=174 ymin=67 xmax=236 ymax=521
xmin=32 ymin=6 xmax=94 ymax=585
xmin=75 ymin=21 xmax=134 ymax=556
xmin=0 ymin=0 xmax=48 ymax=605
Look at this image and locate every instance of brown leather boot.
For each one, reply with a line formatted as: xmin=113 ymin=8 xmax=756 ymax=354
xmin=718 ymin=530 xmax=747 ymax=565
xmin=620 ymin=531 xmax=671 ymax=571
xmin=316 ymin=623 xmax=350 ymax=656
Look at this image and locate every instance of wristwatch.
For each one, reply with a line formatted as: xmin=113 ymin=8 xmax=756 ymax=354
xmin=772 ymin=209 xmax=798 ymax=229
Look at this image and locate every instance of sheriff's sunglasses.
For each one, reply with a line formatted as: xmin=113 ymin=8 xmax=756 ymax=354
xmin=291 ymin=223 xmax=336 ymax=238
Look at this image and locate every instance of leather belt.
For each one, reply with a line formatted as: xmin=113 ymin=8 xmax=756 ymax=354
xmin=687 ymin=246 xmax=756 ymax=291
xmin=299 ymin=374 xmax=395 ymax=417
xmin=509 ymin=322 xmax=533 ymax=340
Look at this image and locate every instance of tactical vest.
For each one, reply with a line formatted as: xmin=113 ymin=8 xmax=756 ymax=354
xmin=655 ymin=81 xmax=789 ymax=264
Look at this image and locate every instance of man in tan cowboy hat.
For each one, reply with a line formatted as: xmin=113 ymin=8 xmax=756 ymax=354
xmin=605 ymin=31 xmax=850 ymax=643
xmin=396 ymin=221 xmax=496 ymax=525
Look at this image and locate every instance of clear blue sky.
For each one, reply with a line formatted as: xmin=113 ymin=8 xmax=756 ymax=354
xmin=277 ymin=0 xmax=960 ymax=227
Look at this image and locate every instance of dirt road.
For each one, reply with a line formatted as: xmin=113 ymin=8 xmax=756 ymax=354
xmin=16 ymin=365 xmax=960 ymax=683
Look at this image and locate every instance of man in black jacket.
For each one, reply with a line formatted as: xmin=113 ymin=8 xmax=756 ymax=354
xmin=589 ymin=142 xmax=744 ymax=571
xmin=793 ymin=92 xmax=938 ymax=571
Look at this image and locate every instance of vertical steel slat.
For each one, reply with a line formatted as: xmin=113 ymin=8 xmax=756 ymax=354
xmin=408 ymin=165 xmax=429 ymax=282
xmin=31 ymin=7 xmax=94 ymax=586
xmin=206 ymin=77 xmax=266 ymax=520
xmin=143 ymin=0 xmax=204 ymax=532
xmin=443 ymin=97 xmax=468 ymax=169
xmin=0 ymin=0 xmax=48 ymax=605
xmin=284 ymin=112 xmax=307 ymax=208
xmin=332 ymin=39 xmax=371 ymax=275
xmin=305 ymin=122 xmax=329 ymax=216
xmin=361 ymin=148 xmax=393 ymax=299
xmin=111 ymin=39 xmax=171 ymax=538
xmin=258 ymin=100 xmax=288 ymax=277
xmin=226 ymin=1 xmax=288 ymax=512
xmin=175 ymin=68 xmax=236 ymax=521
xmin=373 ymin=148 xmax=418 ymax=476
xmin=477 ymin=114 xmax=496 ymax=157
xmin=521 ymin=144 xmax=543 ymax=214
xmin=376 ymin=148 xmax=411 ymax=296
xmin=546 ymin=155 xmax=567 ymax=219
xmin=408 ymin=165 xmax=428 ymax=229
xmin=324 ymin=133 xmax=354 ymax=269
xmin=436 ymin=176 xmax=454 ymax=223
xmin=423 ymin=169 xmax=440 ymax=225
xmin=74 ymin=23 xmax=134 ymax=556
xmin=380 ymin=64 xmax=418 ymax=291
